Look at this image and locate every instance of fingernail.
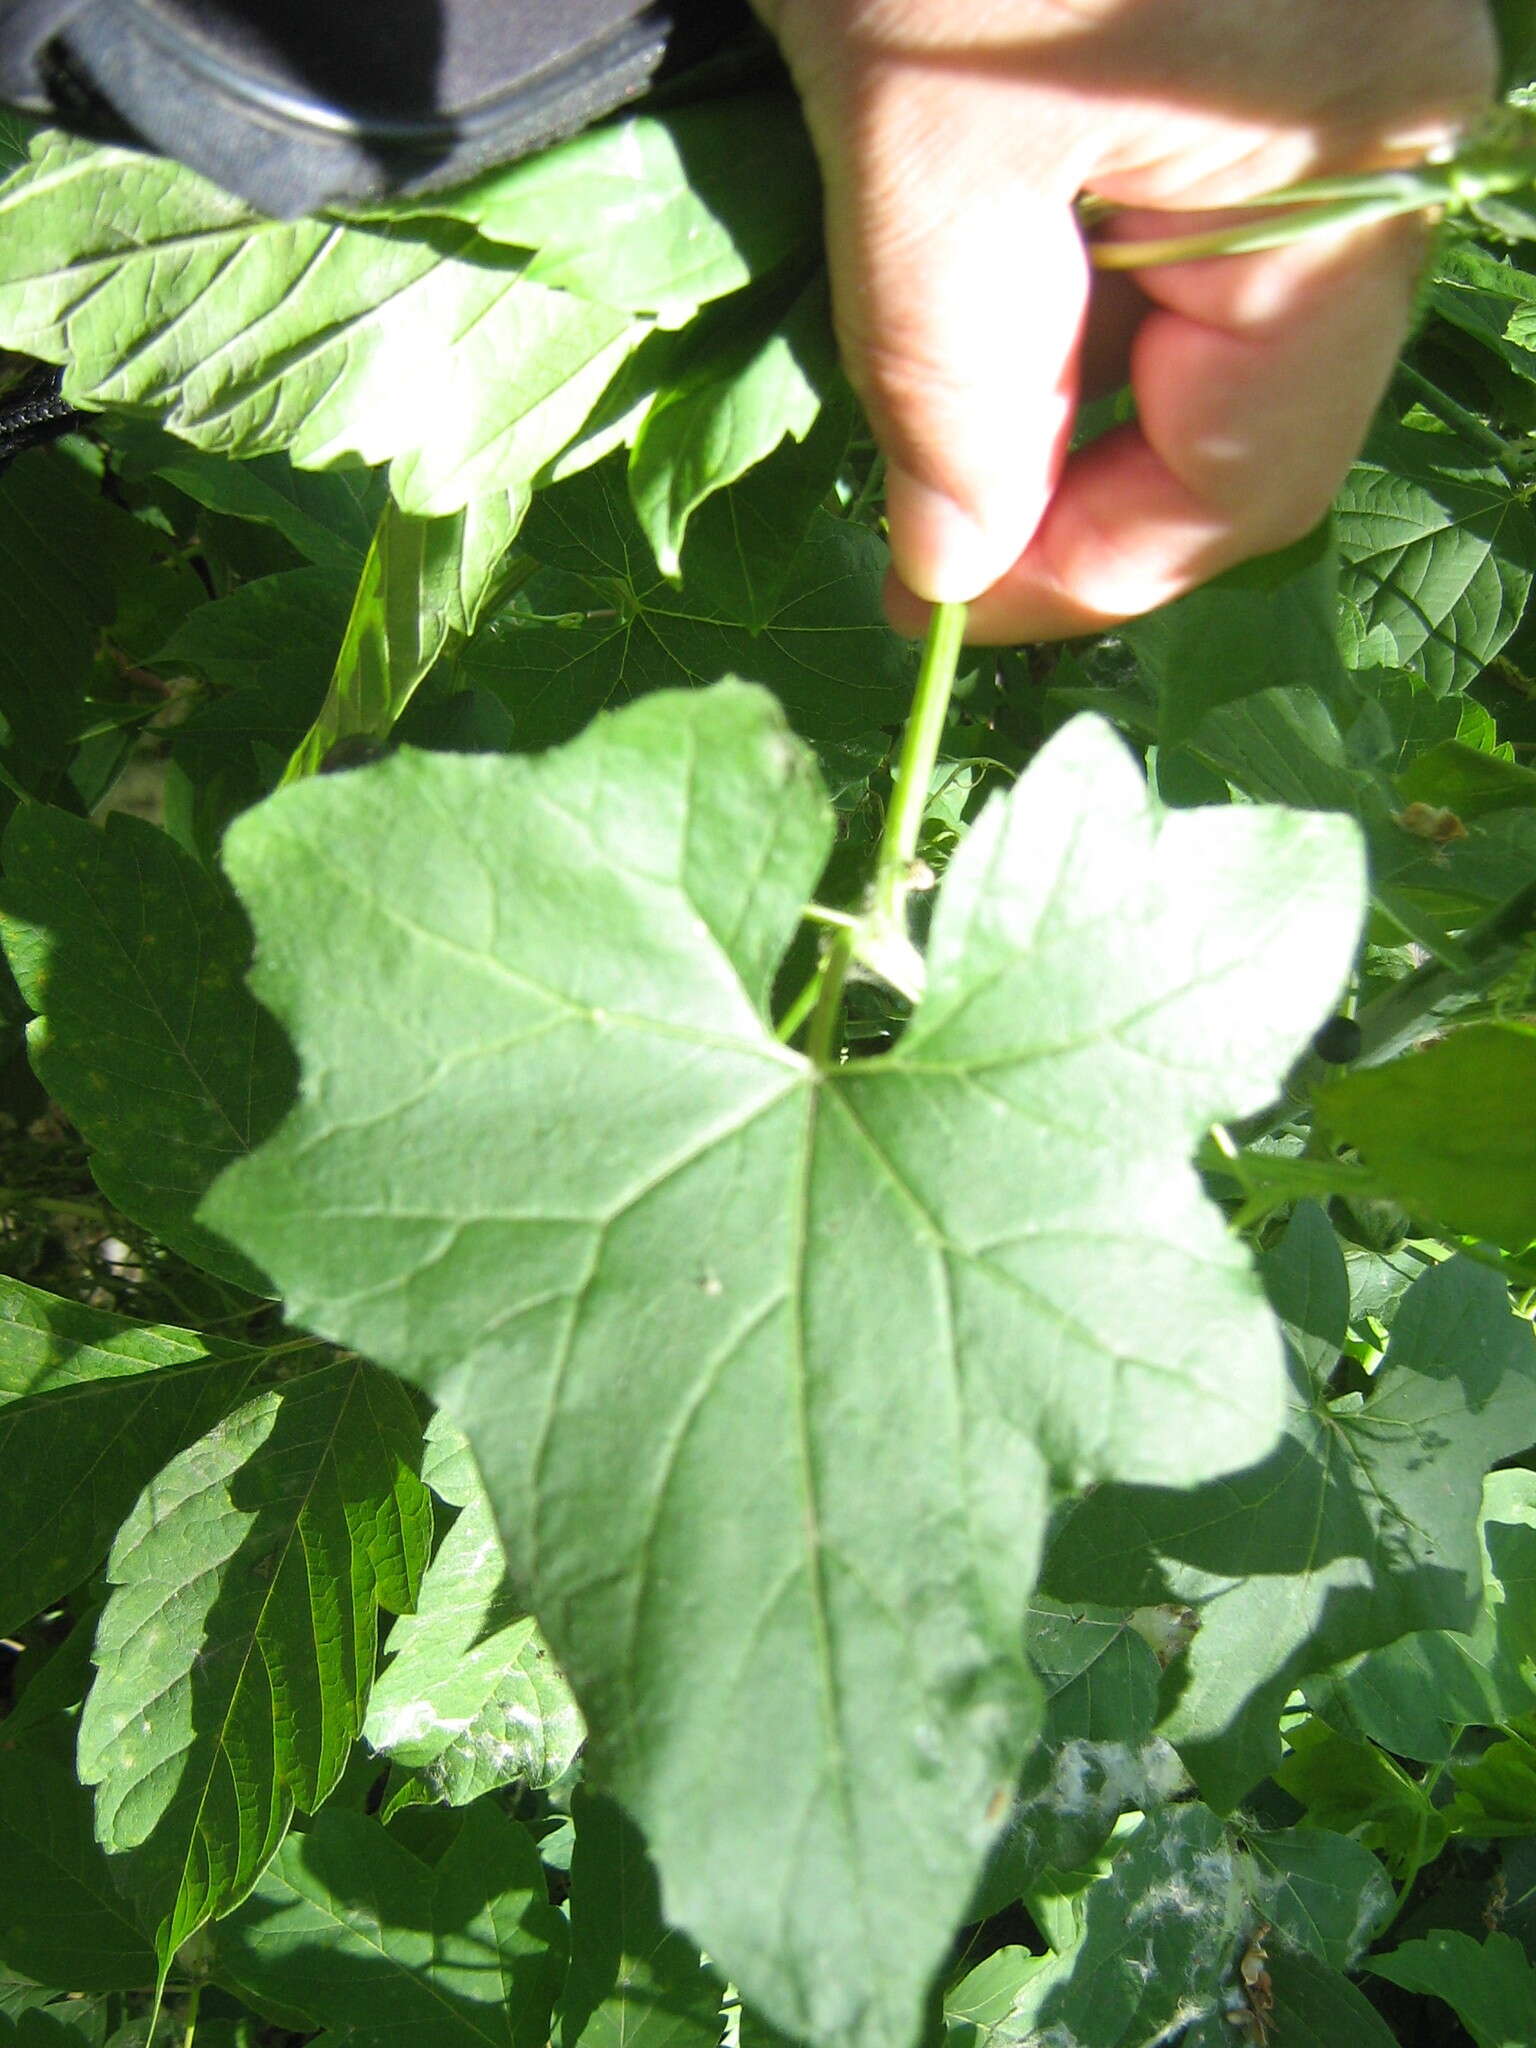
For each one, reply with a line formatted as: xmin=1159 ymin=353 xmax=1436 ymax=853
xmin=885 ymin=467 xmax=1013 ymax=605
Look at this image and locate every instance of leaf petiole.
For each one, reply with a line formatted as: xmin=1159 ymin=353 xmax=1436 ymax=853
xmin=1087 ymin=145 xmax=1536 ymax=270
xmin=805 ymin=600 xmax=969 ymax=1066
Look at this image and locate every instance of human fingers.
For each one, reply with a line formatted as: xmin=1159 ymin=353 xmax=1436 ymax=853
xmin=780 ymin=53 xmax=1104 ymax=603
xmin=892 ymin=209 xmax=1430 ymax=641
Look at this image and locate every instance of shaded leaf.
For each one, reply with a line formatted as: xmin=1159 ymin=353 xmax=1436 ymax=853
xmin=0 ymin=807 xmax=297 ymax=1289
xmin=1306 ymin=1469 xmax=1536 ymax=1761
xmin=1446 ymin=1727 xmax=1536 ymax=1837
xmin=207 ymin=686 xmax=1362 ymax=2048
xmin=1274 ymin=1720 xmax=1448 ymax=1875
xmin=0 ymin=1751 xmax=157 ymax=1992
xmin=76 ymin=1358 xmax=431 ymax=1973
xmin=162 ymin=569 xmax=352 ymax=826
xmin=1025 ymin=1601 xmax=1162 ymax=1748
xmin=100 ymin=421 xmax=389 ymax=578
xmin=460 ymin=459 xmax=914 ymax=743
xmin=1369 ymin=1929 xmax=1536 ymax=2048
xmin=1317 ymin=1021 xmax=1536 ymax=1248
xmin=1398 ymin=738 xmax=1536 ymax=819
xmin=1045 ymin=1247 xmax=1536 ymax=1808
xmin=1242 ymin=1826 xmax=1393 ymax=1971
xmin=0 ymin=1276 xmax=245 ymax=1403
xmin=1126 ymin=523 xmax=1346 ymax=748
xmin=0 ymin=449 xmax=117 ymax=794
xmin=0 ymin=1277 xmax=265 ymax=1634
xmin=213 ymin=1803 xmax=567 ymax=2047
xmin=0 ymin=1993 xmax=111 ymax=2047
xmin=560 ymin=1791 xmax=719 ymax=2048
xmin=1241 ymin=1948 xmax=1399 ymax=2048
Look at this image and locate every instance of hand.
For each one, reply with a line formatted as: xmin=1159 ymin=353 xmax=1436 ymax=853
xmin=751 ymin=0 xmax=1498 ymax=640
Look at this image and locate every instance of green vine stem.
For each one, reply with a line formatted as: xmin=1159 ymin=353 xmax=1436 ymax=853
xmin=1086 ymin=144 xmax=1536 ymax=270
xmin=804 ymin=599 xmax=969 ymax=1067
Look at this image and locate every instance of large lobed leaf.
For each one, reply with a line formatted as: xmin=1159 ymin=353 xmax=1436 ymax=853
xmin=206 ymin=683 xmax=1363 ymax=2048
xmin=76 ymin=1357 xmax=432 ymax=1973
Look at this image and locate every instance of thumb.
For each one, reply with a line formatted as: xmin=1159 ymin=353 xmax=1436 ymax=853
xmin=814 ymin=73 xmax=1093 ymax=603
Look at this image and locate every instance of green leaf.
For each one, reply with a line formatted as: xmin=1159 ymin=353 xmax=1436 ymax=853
xmin=1317 ymin=1022 xmax=1536 ymax=1248
xmin=99 ymin=421 xmax=389 ymax=578
xmin=990 ymin=1805 xmax=1245 ymax=2045
xmin=0 ymin=449 xmax=116 ymax=794
xmin=283 ymin=492 xmax=524 ymax=780
xmin=1446 ymin=1727 xmax=1536 ymax=1836
xmin=0 ymin=807 xmax=298 ymax=1289
xmin=1306 ymin=1469 xmax=1536 ymax=1760
xmin=1242 ymin=1826 xmax=1393 ymax=1970
xmin=1370 ymin=1929 xmax=1536 ymax=2048
xmin=206 ymin=686 xmax=1363 ymax=2048
xmin=977 ymin=1737 xmax=1189 ymax=1912
xmin=1398 ymin=738 xmax=1536 ymax=819
xmin=1126 ymin=523 xmax=1347 ymax=748
xmin=0 ymin=138 xmax=647 ymax=515
xmin=380 ymin=96 xmax=820 ymax=325
xmin=1246 ymin=1948 xmax=1400 ymax=2048
xmin=944 ymin=1949 xmax=1052 ymax=2048
xmin=464 ymin=456 xmax=912 ymax=744
xmin=0 ymin=1275 xmax=245 ymax=1403
xmin=560 ymin=1790 xmax=720 ymax=2048
xmin=1335 ymin=431 xmax=1536 ymax=693
xmin=0 ymin=1992 xmax=111 ymax=2048
xmin=212 ymin=1803 xmax=568 ymax=2047
xmin=1045 ymin=1246 xmax=1536 ymax=1808
xmin=0 ymin=1278 xmax=265 ymax=1634
xmin=1274 ymin=1720 xmax=1448 ymax=1875
xmin=0 ymin=111 xmax=34 ymax=173
xmin=161 ymin=570 xmax=352 ymax=824
xmin=1432 ymin=241 xmax=1536 ymax=380
xmin=76 ymin=1358 xmax=431 ymax=1973
xmin=628 ymin=272 xmax=839 ymax=579
xmin=365 ymin=1445 xmax=584 ymax=1803
xmin=0 ymin=1751 xmax=157 ymax=1992
xmin=1025 ymin=1601 xmax=1162 ymax=1747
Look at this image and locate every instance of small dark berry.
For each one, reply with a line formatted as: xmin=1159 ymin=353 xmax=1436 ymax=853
xmin=1312 ymin=1014 xmax=1363 ymax=1065
xmin=320 ymin=734 xmax=390 ymax=774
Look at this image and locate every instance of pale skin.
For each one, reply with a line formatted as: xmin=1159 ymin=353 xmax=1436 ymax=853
xmin=749 ymin=0 xmax=1499 ymax=640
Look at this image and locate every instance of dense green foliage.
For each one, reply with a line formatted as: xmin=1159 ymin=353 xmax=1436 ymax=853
xmin=2 ymin=47 xmax=1536 ymax=2048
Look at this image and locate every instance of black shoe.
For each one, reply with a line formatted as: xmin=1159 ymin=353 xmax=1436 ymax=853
xmin=0 ymin=0 xmax=751 ymax=216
